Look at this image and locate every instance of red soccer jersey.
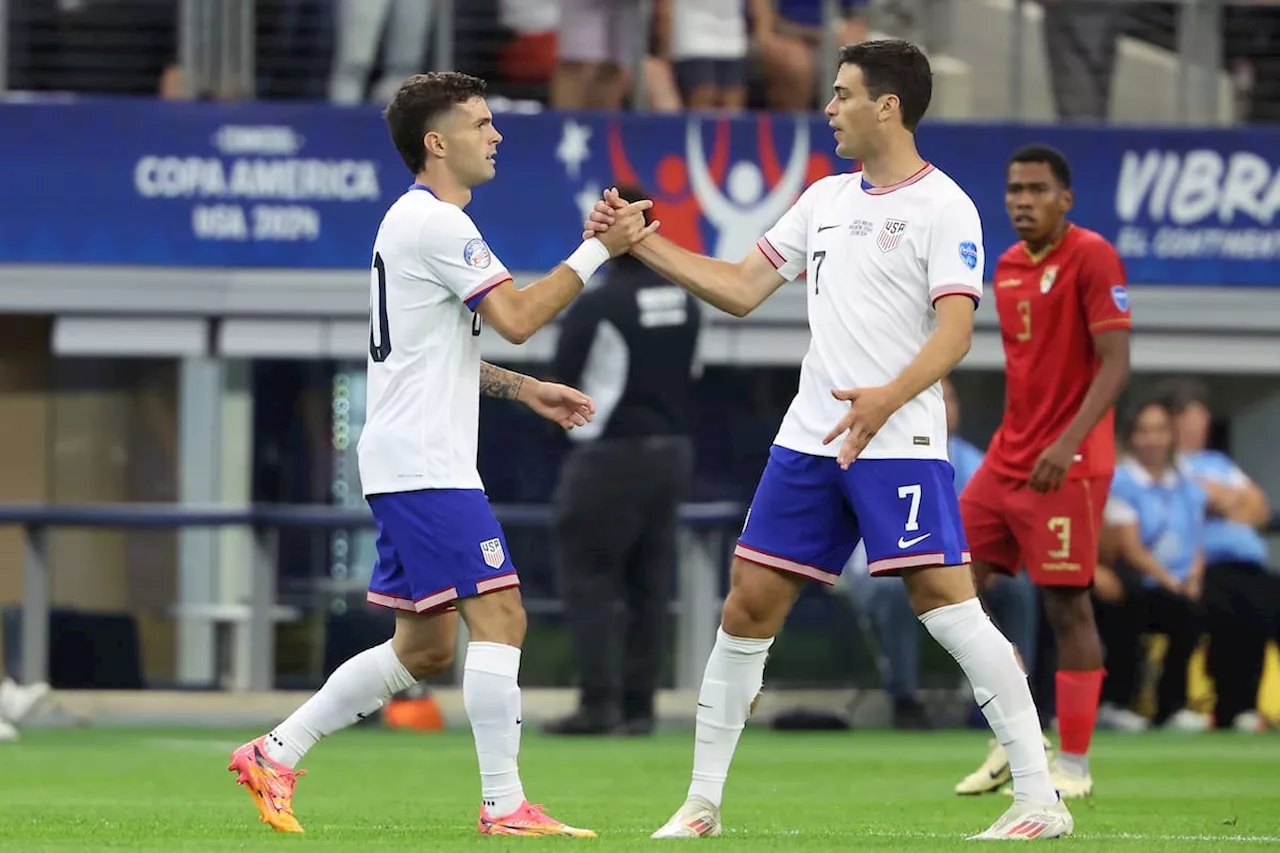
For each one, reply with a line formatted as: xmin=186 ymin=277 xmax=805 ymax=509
xmin=986 ymin=225 xmax=1132 ymax=481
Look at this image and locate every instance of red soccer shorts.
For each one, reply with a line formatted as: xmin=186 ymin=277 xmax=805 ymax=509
xmin=959 ymin=463 xmax=1109 ymax=588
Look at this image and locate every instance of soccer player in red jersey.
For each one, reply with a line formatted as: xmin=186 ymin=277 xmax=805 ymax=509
xmin=954 ymin=144 xmax=1131 ymax=800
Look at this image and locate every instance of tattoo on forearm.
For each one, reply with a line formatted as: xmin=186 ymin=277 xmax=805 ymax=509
xmin=480 ymin=361 xmax=526 ymax=400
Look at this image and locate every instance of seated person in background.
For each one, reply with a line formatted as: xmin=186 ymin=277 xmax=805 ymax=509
xmin=759 ymin=0 xmax=868 ymax=110
xmin=1100 ymin=398 xmax=1209 ymax=732
xmin=662 ymin=0 xmax=774 ymax=110
xmin=1157 ymin=378 xmax=1278 ymax=733
xmin=841 ymin=542 xmax=932 ymax=729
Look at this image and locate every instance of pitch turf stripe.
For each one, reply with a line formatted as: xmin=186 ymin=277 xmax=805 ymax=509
xmin=730 ymin=829 xmax=1280 ymax=843
xmin=864 ymin=830 xmax=1280 ymax=843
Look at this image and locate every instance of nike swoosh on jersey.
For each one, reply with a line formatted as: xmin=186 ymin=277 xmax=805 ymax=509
xmin=816 ymin=224 xmax=841 ymax=232
xmin=897 ymin=533 xmax=932 ymax=549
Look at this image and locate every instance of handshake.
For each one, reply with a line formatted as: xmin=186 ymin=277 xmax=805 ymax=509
xmin=582 ymin=187 xmax=661 ymax=258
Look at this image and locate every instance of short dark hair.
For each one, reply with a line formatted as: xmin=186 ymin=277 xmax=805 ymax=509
xmin=1151 ymin=377 xmax=1210 ymax=416
xmin=836 ymin=39 xmax=932 ymax=132
xmin=384 ymin=72 xmax=488 ymax=174
xmin=1008 ymin=144 xmax=1072 ymax=188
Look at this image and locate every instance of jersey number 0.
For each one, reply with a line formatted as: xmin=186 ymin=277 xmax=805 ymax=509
xmin=370 ymin=252 xmax=392 ymax=363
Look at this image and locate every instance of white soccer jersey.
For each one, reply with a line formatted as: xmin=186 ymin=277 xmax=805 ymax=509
xmin=756 ymin=164 xmax=985 ymax=461
xmin=357 ymin=186 xmax=512 ymax=495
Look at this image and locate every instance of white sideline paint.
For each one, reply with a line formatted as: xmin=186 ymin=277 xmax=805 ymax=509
xmin=725 ymin=828 xmax=1280 ymax=844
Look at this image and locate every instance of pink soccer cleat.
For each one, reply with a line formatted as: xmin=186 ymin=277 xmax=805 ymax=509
xmin=477 ymin=800 xmax=597 ymax=837
xmin=228 ymin=735 xmax=306 ymax=833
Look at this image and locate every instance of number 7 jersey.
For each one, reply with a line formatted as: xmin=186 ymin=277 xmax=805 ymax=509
xmin=357 ymin=185 xmax=513 ymax=496
xmin=756 ymin=165 xmax=985 ymax=462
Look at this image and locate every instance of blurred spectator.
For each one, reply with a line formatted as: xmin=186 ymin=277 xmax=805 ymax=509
xmin=497 ymin=0 xmax=560 ymax=88
xmin=10 ymin=0 xmax=180 ymax=97
xmin=551 ymin=0 xmax=641 ymax=109
xmin=759 ymin=0 xmax=868 ymax=111
xmin=1041 ymin=0 xmax=1125 ymax=120
xmin=843 ymin=544 xmax=931 ymax=729
xmin=543 ymin=186 xmax=701 ymax=736
xmin=1099 ymin=398 xmax=1209 ymax=732
xmin=1158 ymin=378 xmax=1279 ymax=733
xmin=660 ymin=0 xmax=773 ymax=111
xmin=329 ymin=0 xmax=433 ymax=105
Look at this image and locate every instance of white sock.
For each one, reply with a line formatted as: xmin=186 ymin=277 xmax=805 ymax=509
xmin=919 ymin=599 xmax=1056 ymax=807
xmin=686 ymin=627 xmax=774 ymax=809
xmin=464 ymin=642 xmax=526 ymax=818
xmin=264 ymin=639 xmax=417 ymax=768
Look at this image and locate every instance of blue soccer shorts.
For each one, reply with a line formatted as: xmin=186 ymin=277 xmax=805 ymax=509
xmin=365 ymin=489 xmax=520 ymax=613
xmin=734 ymin=445 xmax=971 ymax=583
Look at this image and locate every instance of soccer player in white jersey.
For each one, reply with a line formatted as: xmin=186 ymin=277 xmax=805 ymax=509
xmin=228 ymin=72 xmax=656 ymax=838
xmin=586 ymin=40 xmax=1072 ymax=841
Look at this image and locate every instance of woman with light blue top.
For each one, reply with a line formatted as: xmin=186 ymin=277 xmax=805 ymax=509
xmin=1158 ymin=379 xmax=1278 ymax=732
xmin=1099 ymin=398 xmax=1208 ymax=730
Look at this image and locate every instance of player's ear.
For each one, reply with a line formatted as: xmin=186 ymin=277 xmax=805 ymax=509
xmin=878 ymin=93 xmax=899 ymax=124
xmin=423 ymin=130 xmax=446 ymax=159
xmin=1061 ymin=186 xmax=1075 ymax=214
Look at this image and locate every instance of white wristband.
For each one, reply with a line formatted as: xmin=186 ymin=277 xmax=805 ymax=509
xmin=564 ymin=237 xmax=611 ymax=284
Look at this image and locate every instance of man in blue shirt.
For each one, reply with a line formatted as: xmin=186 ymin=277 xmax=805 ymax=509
xmin=1157 ymin=379 xmax=1278 ymax=731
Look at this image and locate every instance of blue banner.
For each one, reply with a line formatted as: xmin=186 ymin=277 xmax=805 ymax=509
xmin=2 ymin=97 xmax=1279 ymax=286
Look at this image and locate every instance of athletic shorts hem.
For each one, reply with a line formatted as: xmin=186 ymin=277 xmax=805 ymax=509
xmin=868 ymin=550 xmax=972 ymax=576
xmin=367 ymin=587 xmax=459 ymax=613
xmin=366 ymin=571 xmax=519 ymax=614
xmin=734 ymin=543 xmax=839 ymax=585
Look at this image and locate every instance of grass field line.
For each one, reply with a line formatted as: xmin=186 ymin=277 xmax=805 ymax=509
xmin=855 ymin=829 xmax=1280 ymax=843
xmin=721 ymin=828 xmax=1280 ymax=844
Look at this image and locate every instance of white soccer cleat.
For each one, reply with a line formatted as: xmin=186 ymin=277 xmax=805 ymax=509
xmin=1096 ymin=702 xmax=1149 ymax=733
xmin=650 ymin=795 xmax=722 ymax=838
xmin=0 ymin=718 xmax=18 ymax=742
xmin=1163 ymin=709 xmax=1211 ymax=733
xmin=1048 ymin=760 xmax=1093 ymax=799
xmin=956 ymin=735 xmax=1054 ymax=796
xmin=1005 ymin=758 xmax=1092 ymax=799
xmin=0 ymin=678 xmax=50 ymax=726
xmin=969 ymin=794 xmax=1074 ymax=840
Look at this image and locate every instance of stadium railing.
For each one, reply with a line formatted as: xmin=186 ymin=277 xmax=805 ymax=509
xmin=0 ymin=500 xmax=742 ymax=695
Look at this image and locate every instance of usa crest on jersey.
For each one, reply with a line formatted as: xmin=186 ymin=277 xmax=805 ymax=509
xmin=877 ymin=219 xmax=908 ymax=253
xmin=480 ymin=537 xmax=506 ymax=569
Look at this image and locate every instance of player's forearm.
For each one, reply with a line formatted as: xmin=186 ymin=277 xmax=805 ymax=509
xmin=479 ymin=361 xmax=532 ymax=403
xmin=1059 ymin=353 xmax=1130 ymax=450
xmin=885 ymin=309 xmax=972 ymax=409
xmin=631 ymin=235 xmax=754 ymax=317
xmin=508 ymin=266 xmax=586 ymax=342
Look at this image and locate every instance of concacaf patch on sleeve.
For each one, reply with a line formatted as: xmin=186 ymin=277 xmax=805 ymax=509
xmin=959 ymin=241 xmax=978 ymax=270
xmin=464 ymin=237 xmax=492 ymax=269
xmin=1111 ymin=285 xmax=1130 ymax=312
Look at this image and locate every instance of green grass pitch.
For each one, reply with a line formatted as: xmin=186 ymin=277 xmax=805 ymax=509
xmin=0 ymin=727 xmax=1277 ymax=851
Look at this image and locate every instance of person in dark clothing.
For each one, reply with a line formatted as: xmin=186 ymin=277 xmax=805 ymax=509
xmin=543 ymin=185 xmax=702 ymax=736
